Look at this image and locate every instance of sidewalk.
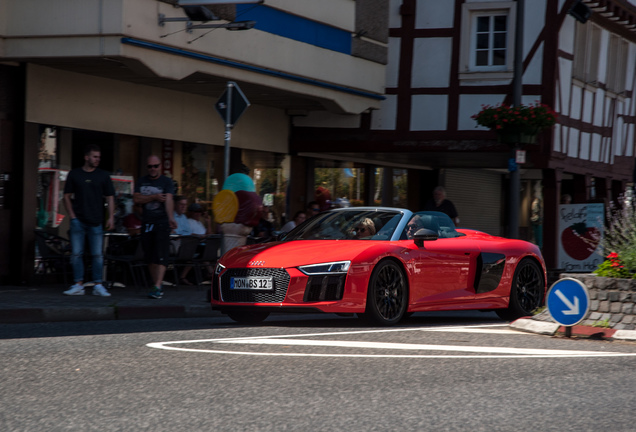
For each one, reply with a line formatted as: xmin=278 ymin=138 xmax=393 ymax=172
xmin=0 ymin=283 xmax=221 ymax=324
xmin=510 ymin=310 xmax=636 ymax=342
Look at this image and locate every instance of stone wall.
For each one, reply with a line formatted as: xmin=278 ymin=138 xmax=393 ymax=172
xmin=564 ymin=273 xmax=636 ymax=330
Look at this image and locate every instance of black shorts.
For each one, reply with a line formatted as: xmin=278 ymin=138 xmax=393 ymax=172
xmin=141 ymin=222 xmax=171 ymax=265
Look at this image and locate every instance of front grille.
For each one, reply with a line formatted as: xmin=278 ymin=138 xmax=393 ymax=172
xmin=220 ymin=268 xmax=290 ymax=303
xmin=304 ymin=275 xmax=346 ymax=301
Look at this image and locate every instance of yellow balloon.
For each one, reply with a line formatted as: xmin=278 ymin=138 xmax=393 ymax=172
xmin=212 ymin=189 xmax=239 ymax=223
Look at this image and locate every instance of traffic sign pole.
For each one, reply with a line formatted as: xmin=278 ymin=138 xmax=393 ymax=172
xmin=224 ymin=82 xmax=233 ymax=183
xmin=215 ymin=81 xmax=250 ymax=184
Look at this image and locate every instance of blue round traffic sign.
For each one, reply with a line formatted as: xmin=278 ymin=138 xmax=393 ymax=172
xmin=546 ymin=278 xmax=590 ymax=326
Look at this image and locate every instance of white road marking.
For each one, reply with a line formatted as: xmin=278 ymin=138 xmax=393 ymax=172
xmin=147 ymin=324 xmax=636 ymax=359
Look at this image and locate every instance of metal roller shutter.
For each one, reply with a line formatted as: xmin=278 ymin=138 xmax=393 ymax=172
xmin=443 ymin=169 xmax=503 ymax=236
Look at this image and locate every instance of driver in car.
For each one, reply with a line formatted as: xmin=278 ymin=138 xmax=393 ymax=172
xmin=405 ymin=215 xmax=425 ymax=239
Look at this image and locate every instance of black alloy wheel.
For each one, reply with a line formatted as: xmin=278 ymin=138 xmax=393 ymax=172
xmin=361 ymin=260 xmax=408 ymax=325
xmin=496 ymin=258 xmax=545 ymax=321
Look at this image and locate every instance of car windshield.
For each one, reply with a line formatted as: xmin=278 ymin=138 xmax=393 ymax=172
xmin=282 ymin=209 xmax=404 ymax=241
xmin=400 ymin=211 xmax=464 ymax=240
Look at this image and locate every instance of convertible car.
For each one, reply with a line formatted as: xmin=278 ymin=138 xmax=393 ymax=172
xmin=211 ymin=207 xmax=546 ymax=325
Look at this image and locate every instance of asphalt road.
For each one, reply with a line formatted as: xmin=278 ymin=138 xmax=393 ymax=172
xmin=2 ymin=312 xmax=636 ymax=431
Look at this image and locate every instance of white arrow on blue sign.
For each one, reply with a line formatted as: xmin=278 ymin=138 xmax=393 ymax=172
xmin=546 ymin=278 xmax=590 ymax=326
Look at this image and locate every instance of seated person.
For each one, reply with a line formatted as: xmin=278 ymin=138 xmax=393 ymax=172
xmin=187 ymin=203 xmax=212 ymax=236
xmin=352 ymin=218 xmax=376 ymax=239
xmin=122 ymin=202 xmax=143 ymax=236
xmin=173 ymin=195 xmax=192 ymax=236
xmin=405 ymin=215 xmax=425 ymax=239
xmin=180 ymin=203 xmax=213 ymax=285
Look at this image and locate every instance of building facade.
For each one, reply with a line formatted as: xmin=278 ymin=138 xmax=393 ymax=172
xmin=0 ymin=0 xmax=389 ymax=284
xmin=290 ymin=0 xmax=636 ymax=270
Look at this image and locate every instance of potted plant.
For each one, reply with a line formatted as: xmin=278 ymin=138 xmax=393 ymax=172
xmin=471 ymin=102 xmax=558 ymax=144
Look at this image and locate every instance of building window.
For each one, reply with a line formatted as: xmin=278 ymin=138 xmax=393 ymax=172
xmin=459 ymin=2 xmax=515 ymax=78
xmin=573 ymin=22 xmax=600 ymax=85
xmin=473 ymin=14 xmax=508 ymax=68
xmin=607 ymin=34 xmax=627 ymax=94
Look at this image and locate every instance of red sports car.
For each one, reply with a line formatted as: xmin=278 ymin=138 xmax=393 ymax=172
xmin=211 ymin=208 xmax=547 ymax=325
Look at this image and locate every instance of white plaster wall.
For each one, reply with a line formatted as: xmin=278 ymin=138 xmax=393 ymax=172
xmin=568 ymin=128 xmax=579 ymax=158
xmin=415 ymin=0 xmax=455 ymax=29
xmin=371 ymin=95 xmax=398 ymax=130
xmin=570 ymin=86 xmax=582 ymax=119
xmin=582 ymin=90 xmax=594 ymax=123
xmin=386 ymin=37 xmax=401 ymax=88
xmin=523 ymin=0 xmax=546 ymax=81
xmin=410 ymin=94 xmax=448 ymax=131
xmin=523 ymin=43 xmax=543 ymax=85
xmin=389 ymin=0 xmax=402 ymax=29
xmin=590 ymin=133 xmax=601 ymax=162
xmin=558 ymin=15 xmax=576 ymax=55
xmin=580 ymin=132 xmax=590 ymax=160
xmin=458 ymin=94 xmax=506 ymax=131
xmin=554 ymin=124 xmax=563 ymax=152
xmin=557 ymin=57 xmax=573 ymax=117
xmin=411 ymin=38 xmax=452 ymax=88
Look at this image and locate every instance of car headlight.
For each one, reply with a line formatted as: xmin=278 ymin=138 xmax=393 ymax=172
xmin=298 ymin=261 xmax=351 ymax=275
xmin=215 ymin=262 xmax=226 ymax=275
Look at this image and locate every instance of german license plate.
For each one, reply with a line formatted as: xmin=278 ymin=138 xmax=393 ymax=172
xmin=230 ymin=276 xmax=273 ymax=290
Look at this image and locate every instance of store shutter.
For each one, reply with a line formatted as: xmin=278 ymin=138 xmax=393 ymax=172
xmin=443 ymin=169 xmax=503 ymax=236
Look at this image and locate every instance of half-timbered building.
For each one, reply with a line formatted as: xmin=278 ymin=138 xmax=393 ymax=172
xmin=291 ymin=0 xmax=636 ymax=270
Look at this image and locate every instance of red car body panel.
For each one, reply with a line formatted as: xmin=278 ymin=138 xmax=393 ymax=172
xmin=211 ymin=226 xmax=547 ymax=315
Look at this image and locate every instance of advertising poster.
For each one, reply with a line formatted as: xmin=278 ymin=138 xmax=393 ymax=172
xmin=558 ymin=203 xmax=604 ymax=272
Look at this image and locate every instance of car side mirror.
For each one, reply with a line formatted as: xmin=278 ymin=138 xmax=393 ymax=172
xmin=413 ymin=228 xmax=438 ymax=247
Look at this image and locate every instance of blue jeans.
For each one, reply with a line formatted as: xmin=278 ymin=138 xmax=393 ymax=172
xmin=69 ymin=218 xmax=104 ymax=284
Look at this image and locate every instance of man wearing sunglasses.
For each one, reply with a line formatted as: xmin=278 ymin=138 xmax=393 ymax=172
xmin=133 ymin=155 xmax=177 ymax=299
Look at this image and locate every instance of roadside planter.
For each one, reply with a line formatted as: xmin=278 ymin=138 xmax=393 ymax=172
xmin=558 ymin=273 xmax=636 ymax=330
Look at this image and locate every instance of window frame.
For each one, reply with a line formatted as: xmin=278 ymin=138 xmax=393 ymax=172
xmin=459 ymin=2 xmax=516 ymax=80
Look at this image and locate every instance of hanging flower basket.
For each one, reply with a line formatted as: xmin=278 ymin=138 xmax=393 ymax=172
xmin=472 ymin=103 xmax=557 ymax=144
xmin=496 ymin=128 xmax=540 ymax=144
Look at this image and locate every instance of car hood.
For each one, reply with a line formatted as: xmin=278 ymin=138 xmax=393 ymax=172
xmin=220 ymin=240 xmax=385 ymax=268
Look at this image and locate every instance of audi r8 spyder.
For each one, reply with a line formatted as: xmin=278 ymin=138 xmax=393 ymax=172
xmin=211 ymin=207 xmax=547 ymax=325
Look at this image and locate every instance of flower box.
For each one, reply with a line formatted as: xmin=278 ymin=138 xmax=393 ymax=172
xmin=472 ymin=103 xmax=557 ymax=141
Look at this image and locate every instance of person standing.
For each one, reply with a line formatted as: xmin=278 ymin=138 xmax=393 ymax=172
xmin=134 ymin=155 xmax=177 ymax=299
xmin=62 ymin=144 xmax=115 ymax=297
xmin=424 ymin=186 xmax=459 ymax=225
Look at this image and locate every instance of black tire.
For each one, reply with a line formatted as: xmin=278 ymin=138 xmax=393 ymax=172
xmin=361 ymin=260 xmax=408 ymax=326
xmin=227 ymin=310 xmax=270 ymax=324
xmin=496 ymin=258 xmax=545 ymax=321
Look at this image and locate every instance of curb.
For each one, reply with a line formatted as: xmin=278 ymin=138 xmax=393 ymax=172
xmin=510 ymin=318 xmax=636 ymax=342
xmin=0 ymin=305 xmax=219 ymax=324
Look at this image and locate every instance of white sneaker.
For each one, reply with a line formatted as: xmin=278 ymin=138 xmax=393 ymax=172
xmin=93 ymin=284 xmax=111 ymax=297
xmin=64 ymin=284 xmax=85 ymax=296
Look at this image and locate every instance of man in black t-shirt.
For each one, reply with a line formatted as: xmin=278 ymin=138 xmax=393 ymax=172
xmin=62 ymin=144 xmax=115 ymax=297
xmin=134 ymin=155 xmax=177 ymax=299
xmin=424 ymin=186 xmax=459 ymax=225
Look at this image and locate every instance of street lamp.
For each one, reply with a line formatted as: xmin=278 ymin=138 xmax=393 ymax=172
xmin=509 ymin=0 xmax=525 ymax=239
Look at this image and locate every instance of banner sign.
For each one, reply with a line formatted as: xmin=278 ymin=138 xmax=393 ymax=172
xmin=558 ymin=203 xmax=604 ymax=272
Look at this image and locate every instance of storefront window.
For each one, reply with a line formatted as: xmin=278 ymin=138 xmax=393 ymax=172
xmin=38 ymin=127 xmax=58 ymax=169
xmin=393 ymin=169 xmax=408 ymax=208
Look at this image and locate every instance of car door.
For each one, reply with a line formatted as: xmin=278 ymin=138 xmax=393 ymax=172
xmin=402 ymin=236 xmax=481 ymax=307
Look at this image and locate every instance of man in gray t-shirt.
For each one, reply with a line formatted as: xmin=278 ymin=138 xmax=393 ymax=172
xmin=133 ymin=155 xmax=177 ymax=299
